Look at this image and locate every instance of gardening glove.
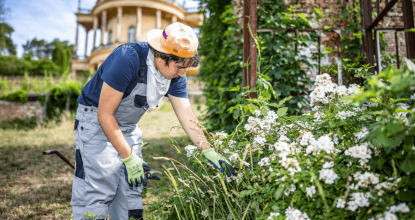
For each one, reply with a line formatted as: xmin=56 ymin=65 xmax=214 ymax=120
xmin=121 ymin=149 xmax=147 ymax=187
xmin=202 ymin=148 xmax=236 ymax=177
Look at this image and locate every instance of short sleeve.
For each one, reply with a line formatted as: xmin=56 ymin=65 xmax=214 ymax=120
xmin=167 ymin=74 xmax=188 ymax=98
xmin=101 ymin=45 xmax=139 ymax=93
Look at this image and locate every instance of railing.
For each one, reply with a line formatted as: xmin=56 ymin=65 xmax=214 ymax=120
xmin=78 ymin=8 xmax=91 ymax=14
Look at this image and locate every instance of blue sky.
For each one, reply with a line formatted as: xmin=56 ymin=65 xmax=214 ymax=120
xmin=4 ymin=0 xmax=199 ymax=58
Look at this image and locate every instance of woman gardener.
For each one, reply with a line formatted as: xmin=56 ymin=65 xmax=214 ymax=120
xmin=70 ymin=22 xmax=235 ymax=220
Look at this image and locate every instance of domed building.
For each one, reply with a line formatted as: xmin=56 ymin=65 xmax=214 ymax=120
xmin=71 ymin=0 xmax=202 ymax=76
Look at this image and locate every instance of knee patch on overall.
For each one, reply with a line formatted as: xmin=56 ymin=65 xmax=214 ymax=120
xmin=128 ymin=209 xmax=143 ymax=220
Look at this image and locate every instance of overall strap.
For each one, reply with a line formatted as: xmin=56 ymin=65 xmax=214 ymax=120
xmin=125 ymin=42 xmax=149 ymax=83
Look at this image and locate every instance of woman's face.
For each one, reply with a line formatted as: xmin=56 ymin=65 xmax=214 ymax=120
xmin=154 ymin=57 xmax=191 ymax=80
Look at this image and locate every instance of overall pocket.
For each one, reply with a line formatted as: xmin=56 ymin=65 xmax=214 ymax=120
xmin=79 ymin=121 xmax=100 ymax=145
xmin=70 ymin=149 xmax=86 ymax=206
xmin=134 ymin=95 xmax=149 ymax=110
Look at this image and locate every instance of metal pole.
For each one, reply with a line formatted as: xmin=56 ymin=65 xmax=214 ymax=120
xmin=243 ymin=0 xmax=249 ymax=89
xmin=395 ymin=31 xmax=400 ymax=68
xmin=375 ymin=30 xmax=380 ymax=73
xmin=249 ymin=0 xmax=257 ymax=99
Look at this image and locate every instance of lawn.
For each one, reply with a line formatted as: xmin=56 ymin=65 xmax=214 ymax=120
xmin=0 ymin=99 xmax=205 ymax=219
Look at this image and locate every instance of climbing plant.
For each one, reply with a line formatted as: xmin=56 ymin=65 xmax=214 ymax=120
xmin=198 ymin=0 xmax=317 ymax=133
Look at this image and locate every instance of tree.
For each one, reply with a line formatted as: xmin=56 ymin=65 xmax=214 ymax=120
xmin=0 ymin=22 xmax=15 ymax=55
xmin=0 ymin=0 xmax=15 ymax=55
xmin=23 ymin=38 xmax=73 ymax=60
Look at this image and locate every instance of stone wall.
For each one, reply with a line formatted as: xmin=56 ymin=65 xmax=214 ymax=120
xmin=0 ymin=100 xmax=44 ymax=122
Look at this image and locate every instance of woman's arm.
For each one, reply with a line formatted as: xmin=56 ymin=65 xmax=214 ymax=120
xmin=98 ymin=82 xmax=132 ymax=159
xmin=169 ymin=94 xmax=211 ymax=151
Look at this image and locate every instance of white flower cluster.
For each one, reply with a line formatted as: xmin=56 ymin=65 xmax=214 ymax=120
xmin=373 ymin=204 xmax=409 ymax=220
xmin=185 ymin=145 xmax=198 ymax=157
xmin=267 ymin=212 xmax=280 ymax=219
xmin=411 ymin=94 xmax=415 ymax=100
xmin=258 ymin=157 xmax=271 ymax=166
xmin=274 ymin=141 xmax=301 ymax=158
xmin=228 ymin=153 xmax=239 ymax=163
xmin=215 ymin=131 xmax=228 ymax=139
xmin=389 ymin=203 xmax=410 ymax=213
xmin=336 ymin=198 xmax=346 ymax=208
xmin=347 ymin=192 xmax=371 ymax=212
xmin=201 ymin=209 xmax=208 ymax=217
xmin=345 ymin=142 xmax=372 ymax=165
xmin=306 ymin=185 xmax=316 ymax=197
xmin=284 ymin=184 xmax=297 ymax=196
xmin=285 ymin=206 xmax=311 ymax=220
xmin=319 ymin=168 xmax=339 ymax=184
xmin=322 ymin=161 xmax=334 ymax=168
xmin=337 ymin=110 xmax=356 ymax=120
xmin=310 ymin=74 xmax=355 ymax=106
xmin=305 ymin=135 xmax=338 ymax=155
xmin=253 ymin=135 xmax=267 ymax=148
xmin=353 ymin=172 xmax=379 ymax=188
xmin=355 ymin=128 xmax=368 ymax=142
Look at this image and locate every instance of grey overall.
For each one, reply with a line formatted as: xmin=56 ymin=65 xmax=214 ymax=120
xmin=71 ymin=43 xmax=152 ymax=220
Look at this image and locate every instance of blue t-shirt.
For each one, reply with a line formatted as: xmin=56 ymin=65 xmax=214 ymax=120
xmin=78 ymin=43 xmax=188 ymax=107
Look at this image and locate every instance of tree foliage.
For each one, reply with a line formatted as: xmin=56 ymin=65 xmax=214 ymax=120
xmin=0 ymin=22 xmax=16 ymax=55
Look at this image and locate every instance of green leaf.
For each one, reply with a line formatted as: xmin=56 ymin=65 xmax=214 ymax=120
xmin=397 ymin=189 xmax=415 ymax=201
xmin=324 ymin=26 xmax=331 ymax=30
xmin=377 ymin=157 xmax=387 ymax=169
xmin=229 ymin=85 xmax=240 ymax=91
xmin=385 ymin=120 xmax=403 ymax=135
xmin=277 ymin=107 xmax=288 ymax=117
xmin=400 ymin=153 xmax=415 ymax=173
xmin=278 ymin=96 xmax=292 ymax=105
xmin=274 ymin=186 xmax=284 ymax=200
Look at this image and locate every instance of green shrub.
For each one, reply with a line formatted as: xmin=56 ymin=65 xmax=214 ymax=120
xmin=31 ymin=58 xmax=60 ymax=76
xmin=20 ymin=72 xmax=32 ymax=92
xmin=151 ymin=60 xmax=415 ymax=219
xmin=0 ymin=89 xmax=28 ymax=102
xmin=198 ymin=0 xmax=315 ymax=133
xmin=39 ymin=78 xmax=82 ymax=122
xmin=0 ymin=55 xmax=32 ymax=76
xmin=0 ymin=116 xmax=38 ymax=130
xmin=0 ymin=77 xmax=8 ymax=90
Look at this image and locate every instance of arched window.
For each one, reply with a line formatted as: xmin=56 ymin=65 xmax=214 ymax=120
xmin=108 ymin=31 xmax=113 ymax=45
xmin=128 ymin=27 xmax=136 ymax=42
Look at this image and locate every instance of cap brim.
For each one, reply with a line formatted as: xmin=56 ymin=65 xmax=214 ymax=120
xmin=147 ymin=29 xmax=169 ymax=54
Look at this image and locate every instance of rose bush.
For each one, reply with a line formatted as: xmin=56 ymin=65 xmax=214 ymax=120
xmin=150 ymin=61 xmax=415 ymax=219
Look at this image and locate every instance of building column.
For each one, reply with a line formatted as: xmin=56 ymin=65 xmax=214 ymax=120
xmin=84 ymin=29 xmax=89 ymax=58
xmin=156 ymin=9 xmax=161 ymax=29
xmin=136 ymin=7 xmax=142 ymax=40
xmin=172 ymin=15 xmax=177 ymax=23
xmin=100 ymin=10 xmax=107 ymax=45
xmin=73 ymin=22 xmax=79 ymax=58
xmin=117 ymin=6 xmax=122 ymax=42
xmin=93 ymin=16 xmax=98 ymax=50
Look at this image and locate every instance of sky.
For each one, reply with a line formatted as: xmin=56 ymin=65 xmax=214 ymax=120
xmin=4 ymin=0 xmax=199 ymax=58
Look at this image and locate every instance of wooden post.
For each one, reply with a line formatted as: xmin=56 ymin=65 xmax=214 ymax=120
xmin=249 ymin=0 xmax=257 ymax=99
xmin=402 ymin=0 xmax=415 ymax=59
xmin=243 ymin=0 xmax=250 ymax=89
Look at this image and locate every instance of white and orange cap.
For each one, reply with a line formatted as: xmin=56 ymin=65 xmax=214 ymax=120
xmin=147 ymin=22 xmax=198 ymax=58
